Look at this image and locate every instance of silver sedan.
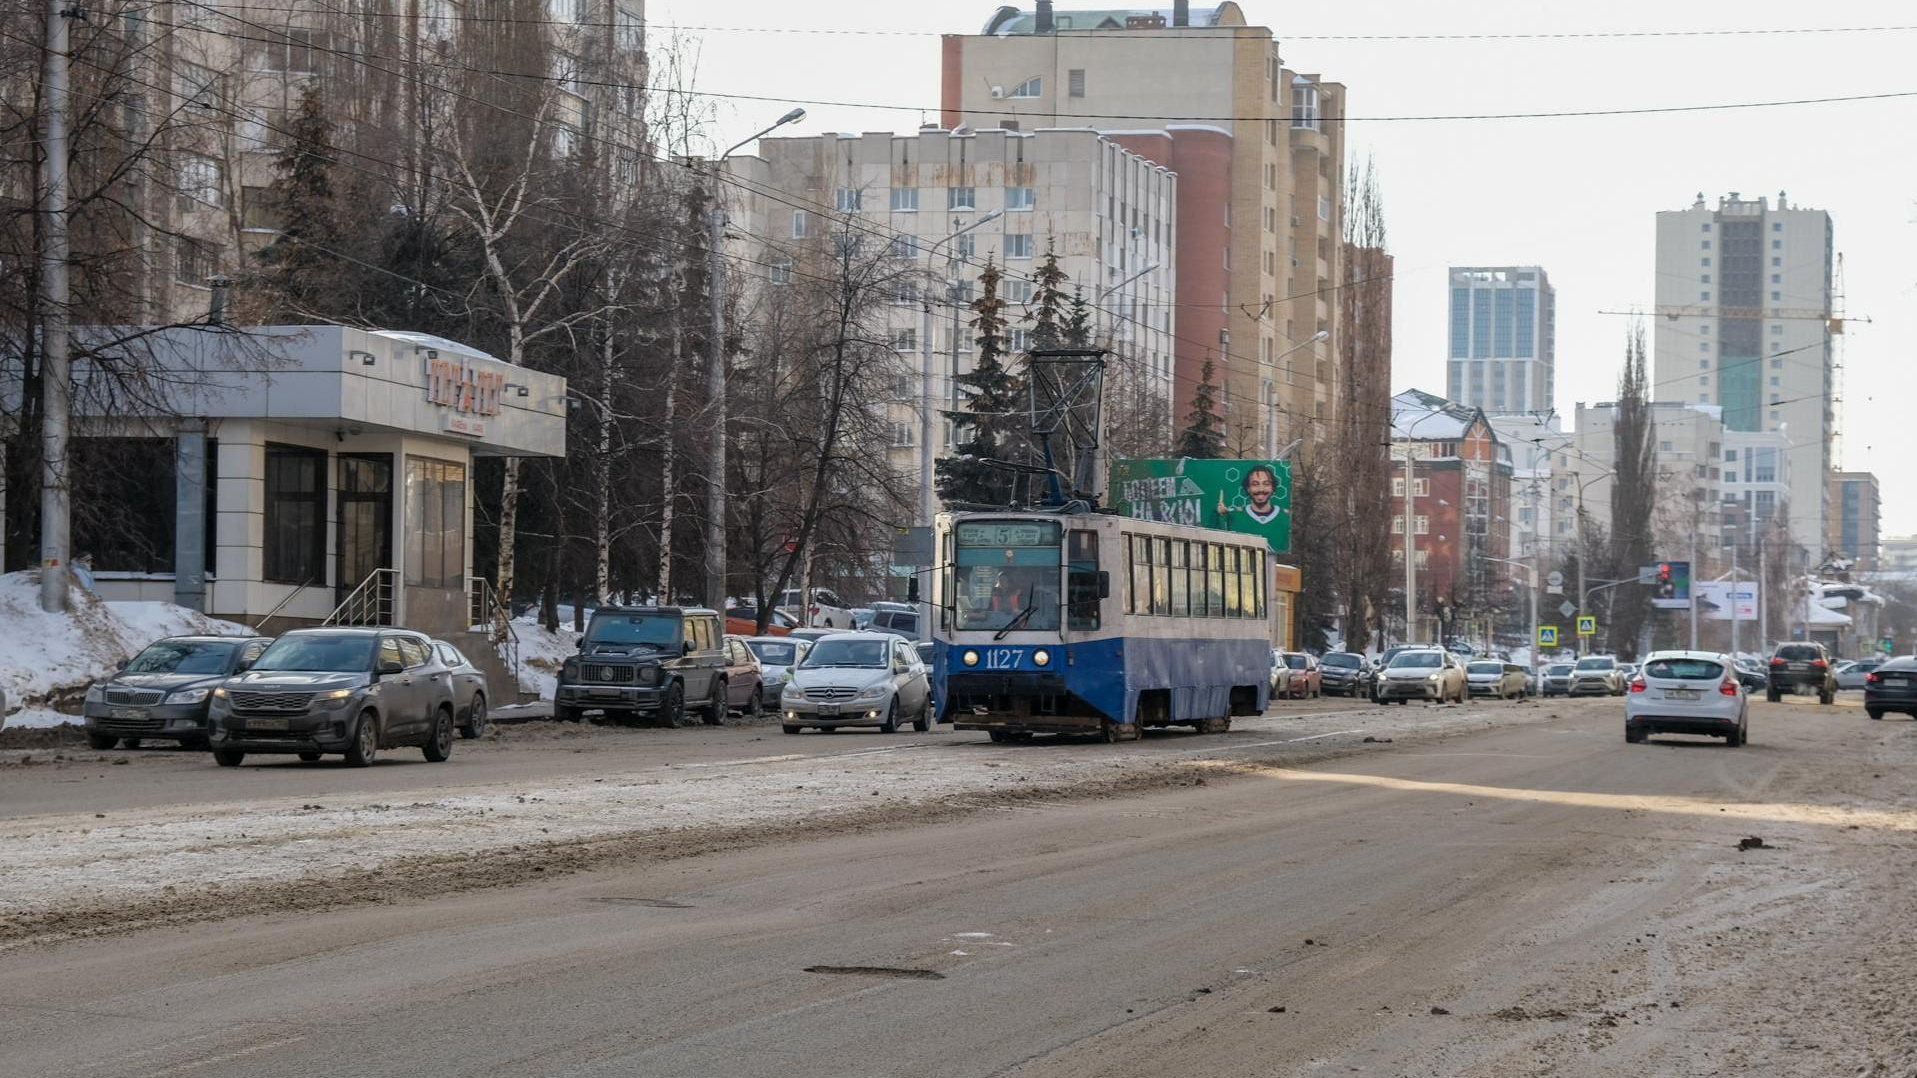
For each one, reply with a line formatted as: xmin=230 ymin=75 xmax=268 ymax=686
xmin=1624 ymin=651 xmax=1747 ymax=746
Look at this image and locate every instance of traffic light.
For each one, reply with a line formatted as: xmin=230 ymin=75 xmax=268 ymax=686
xmin=1657 ymin=562 xmax=1673 ymax=584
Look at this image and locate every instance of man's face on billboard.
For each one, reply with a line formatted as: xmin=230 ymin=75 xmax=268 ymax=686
xmin=1247 ymin=469 xmax=1275 ymax=510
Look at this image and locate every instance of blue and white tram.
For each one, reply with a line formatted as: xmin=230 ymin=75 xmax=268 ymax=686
xmin=932 ymin=509 xmax=1274 ymax=742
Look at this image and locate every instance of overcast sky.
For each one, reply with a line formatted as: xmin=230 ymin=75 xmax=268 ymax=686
xmin=652 ymin=0 xmax=1917 ymax=537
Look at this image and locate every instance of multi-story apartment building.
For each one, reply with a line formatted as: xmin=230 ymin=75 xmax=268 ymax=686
xmin=1653 ymin=192 xmax=1834 ymax=571
xmin=723 ymin=127 xmax=1178 ymax=521
xmin=939 ymin=2 xmax=1346 ymax=457
xmin=1569 ymin=401 xmax=1727 ymax=564
xmin=4 ymin=0 xmax=647 ymax=325
xmin=1447 ymin=267 xmax=1556 ymax=415
xmin=1390 ymin=390 xmax=1515 ymax=639
xmin=1487 ymin=412 xmax=1570 ymax=564
xmin=1881 ymin=536 xmax=1917 ymax=574
xmin=1827 ymin=472 xmax=1881 ymax=570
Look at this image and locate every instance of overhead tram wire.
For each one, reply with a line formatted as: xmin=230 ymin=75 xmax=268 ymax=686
xmin=142 ymin=5 xmax=1917 ymax=41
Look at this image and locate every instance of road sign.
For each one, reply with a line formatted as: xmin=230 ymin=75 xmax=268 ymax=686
xmin=1559 ymin=600 xmax=1577 ymax=619
xmin=1546 ymin=570 xmax=1565 ymax=592
xmin=1577 ymin=615 xmax=1598 ymax=636
xmin=1538 ymin=625 xmax=1559 ymax=647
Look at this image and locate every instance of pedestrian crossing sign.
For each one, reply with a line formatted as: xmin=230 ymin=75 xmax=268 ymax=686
xmin=1577 ymin=616 xmax=1597 ymax=636
xmin=1538 ymin=626 xmax=1559 ymax=647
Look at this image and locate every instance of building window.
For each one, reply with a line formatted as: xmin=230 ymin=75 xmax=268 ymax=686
xmin=887 ymin=235 xmax=919 ymax=259
xmin=1701 ymin=223 xmax=1711 ymax=232
xmin=835 ymin=188 xmax=862 ymax=212
xmin=1005 ymin=233 xmax=1034 ymax=259
xmin=615 ymin=4 xmax=643 ymax=48
xmin=617 ymin=155 xmax=639 ymax=185
xmin=1068 ymin=68 xmax=1086 ymax=97
xmin=888 ymin=187 xmax=918 ymax=212
xmin=1770 ymin=324 xmax=1783 ymax=336
xmin=263 ymin=445 xmax=325 ymax=585
xmin=1009 ymin=76 xmax=1042 ymax=98
xmin=247 ymin=26 xmax=317 ymax=73
xmin=1701 ymin=240 xmax=1711 ymax=249
xmin=1771 ymin=291 xmax=1781 ymax=301
xmin=1700 ymin=273 xmax=1711 ymax=283
xmin=174 ymin=237 xmax=213 ymax=285
xmin=1700 ymin=291 xmax=1711 ymax=301
xmin=1772 ymin=256 xmax=1782 ymax=267
xmin=955 ymin=233 xmax=976 ymax=260
xmin=1772 ymin=239 xmax=1782 ymax=249
xmin=1772 ymin=221 xmax=1783 ymax=231
xmin=174 ymin=60 xmax=218 ymax=111
xmin=1006 ymin=186 xmax=1035 ymax=210
xmin=948 ymin=186 xmax=977 ymax=210
xmin=791 ymin=210 xmax=808 ymax=238
xmin=1701 ymin=257 xmax=1711 ymax=267
xmin=1291 ymin=82 xmax=1320 ymax=130
xmin=770 ymin=259 xmax=792 ymax=285
xmin=404 ymin=456 xmax=467 ymax=590
xmin=892 ymin=327 xmax=917 ymax=350
xmin=1003 ymin=277 xmax=1033 ymax=304
xmin=176 ymin=154 xmax=223 ymax=210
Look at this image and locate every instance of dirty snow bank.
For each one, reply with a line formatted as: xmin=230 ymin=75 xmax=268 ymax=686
xmin=504 ymin=614 xmax=579 ymax=699
xmin=0 ymin=571 xmax=252 ymax=724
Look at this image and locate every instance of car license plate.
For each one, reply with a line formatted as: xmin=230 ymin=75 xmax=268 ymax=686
xmin=1668 ymin=689 xmax=1700 ymax=700
xmin=110 ymin=707 xmax=145 ymax=720
xmin=246 ymin=718 xmax=289 ymax=731
xmin=1887 ymin=676 xmax=1909 ymax=686
xmin=816 ymin=704 xmax=839 ymax=716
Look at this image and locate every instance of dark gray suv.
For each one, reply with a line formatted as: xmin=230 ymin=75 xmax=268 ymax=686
xmin=554 ymin=607 xmax=728 ymax=725
xmin=206 ymin=628 xmax=458 ymax=767
xmin=84 ymin=635 xmax=272 ymax=750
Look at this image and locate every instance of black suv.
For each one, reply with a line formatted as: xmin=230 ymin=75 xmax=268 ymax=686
xmin=84 ymin=635 xmax=272 ymax=750
xmin=554 ymin=607 xmax=728 ymax=726
xmin=1766 ymin=642 xmax=1836 ymax=704
xmin=206 ymin=628 xmax=459 ymax=767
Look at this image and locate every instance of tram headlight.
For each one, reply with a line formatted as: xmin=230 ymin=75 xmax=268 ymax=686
xmin=1032 ymin=649 xmax=1051 ymax=667
xmin=961 ymin=649 xmax=980 ymax=667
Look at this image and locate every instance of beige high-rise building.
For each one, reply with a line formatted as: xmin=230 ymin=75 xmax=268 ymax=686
xmin=1570 ymin=401 xmax=1727 ymax=564
xmin=1827 ymin=472 xmax=1881 ymax=570
xmin=941 ymin=2 xmax=1346 ymax=457
xmin=724 ymin=127 xmax=1179 ymax=520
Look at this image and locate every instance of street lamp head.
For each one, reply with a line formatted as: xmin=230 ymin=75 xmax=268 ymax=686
xmin=776 ymin=107 xmax=807 ymax=127
xmin=1310 ymin=329 xmax=1329 ymax=341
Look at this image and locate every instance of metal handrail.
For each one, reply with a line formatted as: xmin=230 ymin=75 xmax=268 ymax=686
xmin=253 ymin=577 xmax=315 ymax=634
xmin=324 ymin=568 xmax=399 ymax=626
xmin=469 ymin=578 xmax=520 ymax=689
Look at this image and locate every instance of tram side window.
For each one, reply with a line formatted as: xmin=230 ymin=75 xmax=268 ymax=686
xmin=1170 ymin=540 xmax=1190 ymax=616
xmin=939 ymin=530 xmax=955 ymax=631
xmin=1067 ymin=529 xmax=1102 ymax=631
xmin=1129 ymin=535 xmax=1150 ymax=614
xmin=1205 ymin=543 xmax=1224 ymax=617
xmin=1152 ymin=537 xmax=1172 ymax=615
xmin=1253 ymin=549 xmax=1268 ymax=618
xmin=1223 ymin=546 xmax=1241 ymax=617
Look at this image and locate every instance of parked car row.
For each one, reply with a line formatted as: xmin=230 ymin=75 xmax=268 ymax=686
xmin=83 ymin=628 xmax=492 ymax=767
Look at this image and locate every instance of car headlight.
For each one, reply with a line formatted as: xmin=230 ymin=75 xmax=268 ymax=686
xmin=316 ymin=688 xmax=354 ymax=708
xmin=962 ymin=650 xmax=980 ymax=667
xmin=1032 ymin=649 xmax=1051 ymax=667
xmin=562 ymin=658 xmax=579 ymax=679
xmin=166 ymin=688 xmax=212 ymax=705
xmin=86 ymin=683 xmax=105 ymax=702
xmin=1428 ymin=674 xmax=1441 ymax=682
xmin=638 ymin=666 xmax=659 ymax=686
xmin=855 ymin=684 xmax=887 ymax=701
xmin=782 ymin=685 xmax=803 ymax=702
xmin=211 ymin=686 xmax=228 ymax=699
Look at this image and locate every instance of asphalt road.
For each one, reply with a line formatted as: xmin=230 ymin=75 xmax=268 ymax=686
xmin=2 ymin=695 xmax=1912 ymax=1078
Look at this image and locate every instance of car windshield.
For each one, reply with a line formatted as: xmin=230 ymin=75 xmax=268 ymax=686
xmin=1467 ymin=661 xmax=1503 ymax=675
xmin=585 ymin=613 xmax=680 ymax=647
xmin=251 ymin=634 xmax=376 ymax=673
xmin=1576 ymin=658 xmax=1614 ymax=671
xmin=802 ymin=639 xmax=889 ymax=668
xmin=1776 ymin=645 xmax=1821 ymax=661
xmin=1547 ymin=664 xmax=1574 ymax=676
xmin=747 ymin=640 xmax=798 ymax=666
xmin=1389 ymin=652 xmax=1442 ymax=669
xmin=1284 ymin=654 xmax=1308 ymax=670
xmin=1322 ymin=653 xmax=1361 ymax=669
xmin=1644 ymin=657 xmax=1724 ymax=681
xmin=124 ymin=640 xmax=238 ymax=675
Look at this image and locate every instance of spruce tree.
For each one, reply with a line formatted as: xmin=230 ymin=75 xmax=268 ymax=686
xmin=1176 ymin=357 xmax=1226 ymax=459
xmin=1027 ymin=245 xmax=1071 ymax=349
xmin=1063 ymin=288 xmax=1093 ymax=348
xmin=256 ymin=83 xmax=345 ymax=320
xmin=937 ymin=260 xmax=1027 ymax=506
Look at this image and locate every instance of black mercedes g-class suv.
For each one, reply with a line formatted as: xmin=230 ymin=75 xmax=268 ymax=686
xmin=553 ymin=607 xmax=728 ymax=726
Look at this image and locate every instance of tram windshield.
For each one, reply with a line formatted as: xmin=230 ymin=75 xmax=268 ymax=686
xmin=950 ymin=520 xmax=1063 ymax=633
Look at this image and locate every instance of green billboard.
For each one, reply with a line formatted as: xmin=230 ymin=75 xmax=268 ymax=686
xmin=1108 ymin=459 xmax=1293 ymax=553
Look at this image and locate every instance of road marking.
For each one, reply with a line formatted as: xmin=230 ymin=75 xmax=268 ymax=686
xmin=1176 ymin=730 xmax=1365 ymax=755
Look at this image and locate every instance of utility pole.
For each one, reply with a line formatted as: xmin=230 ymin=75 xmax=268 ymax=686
xmin=703 ymin=185 xmax=728 ymax=611
xmin=38 ymin=0 xmax=74 ymax=614
xmin=1402 ymin=443 xmax=1416 ymax=643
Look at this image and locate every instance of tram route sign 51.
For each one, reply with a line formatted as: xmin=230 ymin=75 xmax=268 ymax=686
xmin=1109 ymin=458 xmax=1293 ymax=553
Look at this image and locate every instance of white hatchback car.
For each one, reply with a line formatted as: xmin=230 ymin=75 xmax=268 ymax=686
xmin=779 ymin=632 xmax=932 ymax=733
xmin=1624 ymin=651 xmax=1748 ymax=746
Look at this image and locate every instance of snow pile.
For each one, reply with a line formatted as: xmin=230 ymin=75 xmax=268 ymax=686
xmin=0 ymin=571 xmax=252 ymax=727
xmin=504 ymin=614 xmax=580 ymax=699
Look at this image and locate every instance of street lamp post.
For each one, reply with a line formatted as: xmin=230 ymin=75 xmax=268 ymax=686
xmin=918 ymin=210 xmax=1003 ymax=524
xmin=705 ymin=106 xmax=805 ymax=611
xmin=1266 ymin=331 xmax=1329 ymax=458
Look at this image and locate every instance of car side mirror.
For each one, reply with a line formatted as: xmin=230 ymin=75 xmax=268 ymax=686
xmin=235 ymin=658 xmax=255 ymax=673
xmin=683 ymin=640 xmax=696 ymax=656
xmin=377 ymin=660 xmax=404 ymax=676
xmin=115 ymin=659 xmax=129 ymax=672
